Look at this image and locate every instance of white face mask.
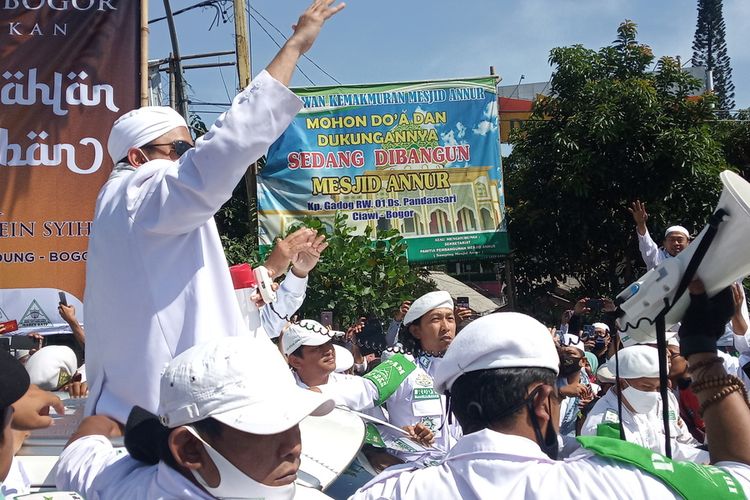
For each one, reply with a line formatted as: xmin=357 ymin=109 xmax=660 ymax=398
xmin=185 ymin=426 xmax=295 ymax=500
xmin=622 ymin=385 xmax=661 ymax=414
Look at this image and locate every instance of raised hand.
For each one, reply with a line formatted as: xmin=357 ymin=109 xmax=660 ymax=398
xmin=628 ymin=200 xmax=648 ymax=235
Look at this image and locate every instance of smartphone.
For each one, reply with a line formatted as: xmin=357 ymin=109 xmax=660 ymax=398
xmin=58 ymin=291 xmax=68 ymax=306
xmin=582 ymin=324 xmax=595 ymax=339
xmin=456 ymin=296 xmax=470 ymax=309
xmin=585 ymin=298 xmax=603 ymax=310
xmin=320 ymin=311 xmax=333 ymax=328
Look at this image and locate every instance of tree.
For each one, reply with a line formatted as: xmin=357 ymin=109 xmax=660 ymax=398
xmin=505 ymin=21 xmax=727 ymax=320
xmin=286 ymin=213 xmax=435 ymax=328
xmin=691 ymin=0 xmax=735 ymax=113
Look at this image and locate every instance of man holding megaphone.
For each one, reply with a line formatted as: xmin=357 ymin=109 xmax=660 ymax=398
xmin=627 ymin=195 xmax=749 ymax=353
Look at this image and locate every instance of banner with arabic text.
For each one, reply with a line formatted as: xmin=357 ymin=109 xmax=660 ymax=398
xmin=0 ymin=0 xmax=140 ymax=331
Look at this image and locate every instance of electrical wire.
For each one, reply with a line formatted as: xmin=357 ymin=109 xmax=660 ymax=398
xmin=247 ymin=3 xmax=342 ymax=85
xmin=246 ymin=11 xmax=315 ymax=85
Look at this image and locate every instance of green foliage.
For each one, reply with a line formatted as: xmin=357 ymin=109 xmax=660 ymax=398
xmin=287 ymin=213 xmax=435 ymax=328
xmin=506 ymin=21 xmax=728 ymax=319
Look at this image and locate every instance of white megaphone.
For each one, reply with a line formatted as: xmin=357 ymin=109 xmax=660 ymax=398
xmin=617 ymin=170 xmax=750 ymax=345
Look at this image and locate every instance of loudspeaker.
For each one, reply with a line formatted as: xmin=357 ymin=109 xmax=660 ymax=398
xmin=617 ymin=170 xmax=750 ymax=345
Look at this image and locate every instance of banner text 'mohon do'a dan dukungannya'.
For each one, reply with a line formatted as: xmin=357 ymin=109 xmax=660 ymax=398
xmin=258 ymin=77 xmax=509 ymax=264
xmin=0 ymin=1 xmax=140 ymax=328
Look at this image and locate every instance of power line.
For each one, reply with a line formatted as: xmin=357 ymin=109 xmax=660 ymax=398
xmin=247 ymin=4 xmax=341 ymax=85
xmin=246 ymin=11 xmax=315 ymax=85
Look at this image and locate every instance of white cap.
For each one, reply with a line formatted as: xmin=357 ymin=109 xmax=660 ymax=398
xmin=592 ymin=322 xmax=609 ymax=333
xmin=158 ymin=336 xmax=334 ymax=433
xmin=24 ymin=345 xmax=78 ymax=391
xmin=282 ymin=320 xmax=334 ymax=354
xmin=562 ymin=333 xmax=585 ymax=354
xmin=621 ymin=328 xmax=677 ymax=348
xmin=107 ymin=106 xmax=188 ymax=164
xmin=664 ymin=225 xmax=689 ymax=239
xmin=434 ymin=312 xmax=560 ymax=394
xmin=403 ymin=291 xmax=454 ymax=325
xmin=613 ymin=345 xmax=659 ymax=379
xmin=596 ymin=363 xmax=616 ymax=384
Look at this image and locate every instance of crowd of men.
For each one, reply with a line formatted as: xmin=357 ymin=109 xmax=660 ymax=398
xmin=2 ymin=0 xmax=750 ymax=498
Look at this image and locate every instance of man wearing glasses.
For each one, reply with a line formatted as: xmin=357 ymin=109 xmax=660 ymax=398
xmin=83 ymin=0 xmax=345 ymax=426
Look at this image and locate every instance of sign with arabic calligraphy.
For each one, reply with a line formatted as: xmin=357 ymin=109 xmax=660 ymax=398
xmin=0 ymin=1 xmax=140 ymax=327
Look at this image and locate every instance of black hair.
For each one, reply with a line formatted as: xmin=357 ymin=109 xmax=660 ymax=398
xmin=289 ymin=345 xmax=305 ymax=359
xmin=449 ymin=367 xmax=557 ymax=435
xmin=397 ymin=318 xmax=423 ymax=353
xmin=125 ymin=406 xmax=224 ymax=469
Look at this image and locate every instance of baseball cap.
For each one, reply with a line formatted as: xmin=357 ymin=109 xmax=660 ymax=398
xmin=157 ymin=336 xmax=334 ymax=434
xmin=0 ymin=350 xmax=30 ymax=409
xmin=281 ymin=320 xmax=333 ymax=355
xmin=435 ymin=312 xmax=560 ymax=394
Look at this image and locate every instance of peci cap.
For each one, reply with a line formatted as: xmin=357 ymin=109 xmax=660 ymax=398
xmin=403 ymin=291 xmax=454 ymax=326
xmin=434 ymin=312 xmax=560 ymax=394
xmin=281 ymin=319 xmax=352 ymax=372
xmin=157 ymin=336 xmax=334 ymax=435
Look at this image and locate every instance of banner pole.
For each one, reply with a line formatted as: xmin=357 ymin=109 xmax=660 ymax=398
xmin=140 ymin=0 xmax=149 ymax=106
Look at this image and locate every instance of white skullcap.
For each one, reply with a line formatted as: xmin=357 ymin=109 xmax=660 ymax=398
xmin=664 ymin=225 xmax=689 ymax=239
xmin=403 ymin=291 xmax=453 ymax=325
xmin=24 ymin=345 xmax=78 ymax=391
xmin=434 ymin=312 xmax=559 ymax=393
xmin=592 ymin=322 xmax=609 ymax=333
xmin=614 ymin=345 xmax=659 ymax=379
xmin=562 ymin=333 xmax=585 ymax=354
xmin=621 ymin=328 xmax=677 ymax=348
xmin=107 ymin=106 xmax=188 ymax=164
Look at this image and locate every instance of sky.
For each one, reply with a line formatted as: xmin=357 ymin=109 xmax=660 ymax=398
xmin=146 ymin=0 xmax=749 ymax=123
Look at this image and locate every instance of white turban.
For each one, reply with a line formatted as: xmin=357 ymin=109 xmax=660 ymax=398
xmin=25 ymin=345 xmax=78 ymax=391
xmin=403 ymin=291 xmax=454 ymax=325
xmin=664 ymin=225 xmax=689 ymax=239
xmin=107 ymin=106 xmax=188 ymax=164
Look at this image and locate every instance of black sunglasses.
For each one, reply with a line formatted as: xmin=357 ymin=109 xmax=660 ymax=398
xmin=143 ymin=140 xmax=194 ymax=157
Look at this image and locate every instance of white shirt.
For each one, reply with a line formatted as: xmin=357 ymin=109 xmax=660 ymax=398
xmin=83 ymin=71 xmax=304 ymax=424
xmin=581 ymin=388 xmax=708 ymax=463
xmin=350 ymin=428 xmax=750 ymax=500
xmin=56 ymin=435 xmax=330 ymax=499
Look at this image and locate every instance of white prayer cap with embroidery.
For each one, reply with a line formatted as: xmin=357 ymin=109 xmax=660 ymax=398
xmin=664 ymin=225 xmax=690 ymax=239
xmin=403 ymin=291 xmax=454 ymax=326
xmin=24 ymin=345 xmax=78 ymax=391
xmin=107 ymin=106 xmax=188 ymax=164
xmin=434 ymin=312 xmax=560 ymax=393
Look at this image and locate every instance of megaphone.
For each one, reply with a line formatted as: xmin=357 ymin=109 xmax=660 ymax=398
xmin=617 ymin=170 xmax=750 ymax=344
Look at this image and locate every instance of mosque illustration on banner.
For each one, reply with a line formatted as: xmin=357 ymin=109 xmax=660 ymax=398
xmin=262 ymin=165 xmax=503 ymax=243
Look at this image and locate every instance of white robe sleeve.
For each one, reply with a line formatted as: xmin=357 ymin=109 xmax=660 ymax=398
xmin=129 ymin=70 xmax=303 ymax=235
xmin=55 ymin=436 xmax=124 ymax=496
xmin=260 ymin=271 xmax=308 ymax=338
xmin=637 ymin=229 xmax=661 ymax=271
xmin=318 ymin=376 xmax=379 ymax=411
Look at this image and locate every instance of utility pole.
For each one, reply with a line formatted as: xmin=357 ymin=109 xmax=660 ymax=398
xmin=233 ymin=0 xmax=259 ymax=252
xmin=163 ymin=0 xmax=189 ymax=119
